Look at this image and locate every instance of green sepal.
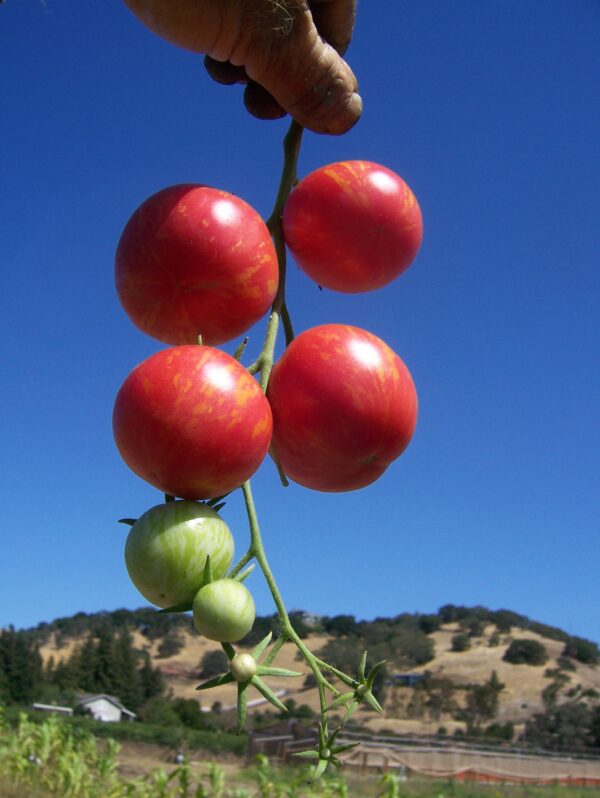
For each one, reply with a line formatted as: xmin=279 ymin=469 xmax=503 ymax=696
xmin=118 ymin=518 xmax=136 ymax=526
xmin=234 ymin=564 xmax=255 ymax=584
xmin=202 ymin=555 xmax=213 ymax=586
xmin=363 ymin=690 xmax=384 ymax=715
xmin=366 ymin=659 xmax=387 ymax=690
xmin=358 ymin=651 xmax=368 ymax=682
xmin=205 ymin=494 xmax=229 ymax=508
xmin=256 ymin=666 xmax=302 ymax=678
xmin=327 ymin=727 xmax=341 ymax=747
xmin=341 ymin=700 xmax=359 ymax=723
xmin=318 ymin=722 xmax=327 ymax=750
xmin=331 ymin=742 xmax=360 ymax=755
xmin=327 ymin=691 xmax=354 ymax=710
xmin=233 ymin=337 xmax=249 ymax=362
xmin=221 ymin=642 xmax=236 ymax=661
xmin=309 ymin=758 xmax=329 ymax=781
xmin=235 ymin=682 xmax=248 ymax=734
xmin=251 ymin=632 xmax=272 ymax=661
xmin=250 ymin=675 xmax=288 ymax=712
xmin=330 ymin=757 xmax=343 ymax=769
xmin=157 ymin=602 xmax=193 ymax=614
xmin=195 ymin=672 xmax=235 ymax=691
xmin=291 ymin=751 xmax=319 ymax=760
xmin=211 ymin=502 xmax=226 ymax=513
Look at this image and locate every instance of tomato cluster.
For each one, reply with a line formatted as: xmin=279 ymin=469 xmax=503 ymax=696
xmin=114 ymin=160 xmax=421 ymax=642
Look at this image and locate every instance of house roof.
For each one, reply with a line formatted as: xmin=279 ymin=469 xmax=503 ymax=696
xmin=77 ymin=693 xmax=136 ymax=717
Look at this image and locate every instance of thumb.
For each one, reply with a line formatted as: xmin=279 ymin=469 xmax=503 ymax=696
xmin=240 ymin=5 xmax=361 ymax=135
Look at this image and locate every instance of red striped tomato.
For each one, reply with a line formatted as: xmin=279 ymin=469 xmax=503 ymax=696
xmin=267 ymin=324 xmax=418 ymax=492
xmin=282 ymin=161 xmax=422 ymax=293
xmin=116 ymin=184 xmax=278 ymax=345
xmin=113 ymin=345 xmax=272 ymax=499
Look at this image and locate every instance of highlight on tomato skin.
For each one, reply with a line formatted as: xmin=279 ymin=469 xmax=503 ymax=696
xmin=115 ymin=184 xmax=279 ymax=346
xmin=266 ymin=324 xmax=418 ymax=492
xmin=282 ymin=161 xmax=422 ymax=293
xmin=112 ymin=345 xmax=273 ymax=500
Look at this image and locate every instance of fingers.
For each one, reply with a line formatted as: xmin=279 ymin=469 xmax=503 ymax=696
xmin=204 ymin=57 xmax=287 ymax=119
xmin=244 ymin=82 xmax=287 ymax=120
xmin=241 ymin=5 xmax=361 ymax=135
xmin=204 ymin=56 xmax=248 ymax=85
xmin=308 ymin=0 xmax=357 ymax=55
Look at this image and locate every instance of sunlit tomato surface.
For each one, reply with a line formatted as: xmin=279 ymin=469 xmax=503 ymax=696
xmin=267 ymin=324 xmax=418 ymax=492
xmin=282 ymin=161 xmax=422 ymax=293
xmin=193 ymin=579 xmax=256 ymax=642
xmin=125 ymin=500 xmax=234 ymax=609
xmin=115 ymin=184 xmax=278 ymax=345
xmin=113 ymin=346 xmax=272 ymax=499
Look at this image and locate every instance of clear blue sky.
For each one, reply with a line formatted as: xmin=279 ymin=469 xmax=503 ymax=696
xmin=2 ymin=2 xmax=599 ymax=643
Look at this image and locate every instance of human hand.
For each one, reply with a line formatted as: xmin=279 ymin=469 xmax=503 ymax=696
xmin=123 ymin=0 xmax=361 ymax=135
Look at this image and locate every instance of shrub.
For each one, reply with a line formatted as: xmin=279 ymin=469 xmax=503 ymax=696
xmin=485 ymin=721 xmax=514 ymax=741
xmin=156 ymin=633 xmax=184 ymax=659
xmin=557 ymin=656 xmax=577 ymax=672
xmin=562 ymin=636 xmax=600 ymax=665
xmin=199 ymin=649 xmax=229 ymax=678
xmin=451 ymin=633 xmax=471 ymax=652
xmin=503 ymin=638 xmax=548 ymax=666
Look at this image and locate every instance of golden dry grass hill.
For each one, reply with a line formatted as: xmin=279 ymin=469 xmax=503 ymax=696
xmin=34 ymin=605 xmax=600 ymax=739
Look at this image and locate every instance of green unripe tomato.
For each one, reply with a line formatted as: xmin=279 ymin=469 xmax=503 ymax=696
xmin=193 ymin=579 xmax=255 ymax=642
xmin=125 ymin=500 xmax=234 ymax=609
xmin=230 ymin=652 xmax=257 ymax=682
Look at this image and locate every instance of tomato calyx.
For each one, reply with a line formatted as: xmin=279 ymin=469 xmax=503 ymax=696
xmin=325 ymin=650 xmax=386 ymax=721
xmin=195 ymin=632 xmax=302 ymax=733
xmin=292 ymin=722 xmax=359 ymax=780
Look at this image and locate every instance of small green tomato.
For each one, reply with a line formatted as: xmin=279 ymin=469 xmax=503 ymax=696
xmin=125 ymin=500 xmax=234 ymax=608
xmin=193 ymin=579 xmax=255 ymax=642
xmin=230 ymin=652 xmax=258 ymax=682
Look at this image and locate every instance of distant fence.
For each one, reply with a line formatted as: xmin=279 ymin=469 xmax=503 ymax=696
xmin=250 ymin=732 xmax=600 ymax=785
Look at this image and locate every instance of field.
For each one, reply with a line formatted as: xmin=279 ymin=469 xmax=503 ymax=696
xmin=3 ymin=711 xmax=600 ymax=798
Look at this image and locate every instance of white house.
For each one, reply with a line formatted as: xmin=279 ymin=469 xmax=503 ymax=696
xmin=77 ymin=694 xmax=136 ymax=723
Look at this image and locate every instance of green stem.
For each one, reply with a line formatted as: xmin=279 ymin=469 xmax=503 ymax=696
xmin=248 ymin=120 xmax=303 ymax=389
xmin=227 ymin=548 xmax=254 ymax=580
xmin=241 ymin=481 xmax=342 ymax=716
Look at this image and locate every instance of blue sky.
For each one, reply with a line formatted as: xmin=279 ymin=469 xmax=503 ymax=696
xmin=2 ymin=2 xmax=599 ymax=643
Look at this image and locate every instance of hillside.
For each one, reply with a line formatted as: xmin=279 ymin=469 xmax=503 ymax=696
xmin=31 ymin=605 xmax=600 ymax=740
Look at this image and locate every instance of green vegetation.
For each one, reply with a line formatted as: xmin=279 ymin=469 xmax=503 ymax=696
xmin=503 ymin=639 xmax=548 ymax=666
xmin=450 ymin=634 xmax=471 ymax=653
xmin=3 ymin=711 xmax=600 ymax=798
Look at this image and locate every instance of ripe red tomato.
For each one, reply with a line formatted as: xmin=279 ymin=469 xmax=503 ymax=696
xmin=115 ymin=184 xmax=278 ymax=346
xmin=267 ymin=324 xmax=418 ymax=492
xmin=113 ymin=345 xmax=272 ymax=499
xmin=282 ymin=161 xmax=422 ymax=293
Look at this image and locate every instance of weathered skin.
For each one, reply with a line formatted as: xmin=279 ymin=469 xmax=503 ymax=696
xmin=122 ymin=0 xmax=361 ymax=134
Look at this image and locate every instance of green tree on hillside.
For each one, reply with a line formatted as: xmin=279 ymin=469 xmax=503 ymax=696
xmin=457 ymin=671 xmax=505 ymax=733
xmin=503 ymin=638 xmax=548 ymax=666
xmin=0 ymin=628 xmax=43 ymax=705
